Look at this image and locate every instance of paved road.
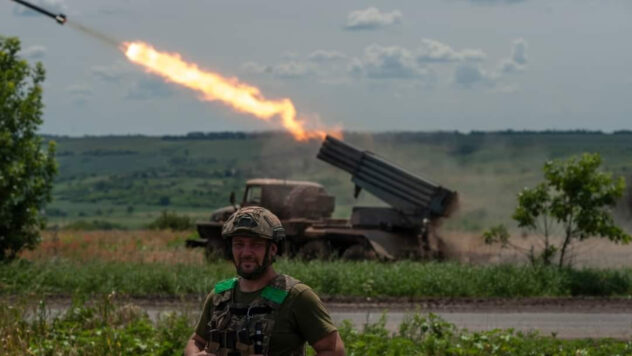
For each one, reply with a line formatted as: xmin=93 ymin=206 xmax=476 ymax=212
xmin=329 ymin=310 xmax=632 ymax=339
xmin=324 ymin=299 xmax=632 ymax=339
xmin=23 ymin=297 xmax=632 ymax=339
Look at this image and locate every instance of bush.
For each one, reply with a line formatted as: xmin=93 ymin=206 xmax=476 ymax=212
xmin=147 ymin=211 xmax=193 ymax=231
xmin=63 ymin=220 xmax=125 ymax=231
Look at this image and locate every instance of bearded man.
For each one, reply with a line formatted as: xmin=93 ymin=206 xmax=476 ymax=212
xmin=184 ymin=206 xmax=345 ymax=356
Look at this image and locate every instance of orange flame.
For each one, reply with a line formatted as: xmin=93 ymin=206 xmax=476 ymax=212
xmin=123 ymin=41 xmax=339 ymax=141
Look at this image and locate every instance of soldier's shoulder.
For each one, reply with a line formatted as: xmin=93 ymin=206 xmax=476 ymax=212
xmin=277 ymin=274 xmax=307 ymax=291
xmin=214 ymin=277 xmax=238 ymax=294
xmin=290 ymin=282 xmax=311 ymax=294
xmin=286 ymin=279 xmax=318 ymax=300
xmin=285 ymin=282 xmax=327 ymax=313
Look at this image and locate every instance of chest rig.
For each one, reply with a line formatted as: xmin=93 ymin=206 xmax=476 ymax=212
xmin=206 ymin=274 xmax=304 ymax=356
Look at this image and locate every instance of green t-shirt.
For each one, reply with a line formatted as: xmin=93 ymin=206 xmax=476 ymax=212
xmin=194 ymin=279 xmax=337 ymax=355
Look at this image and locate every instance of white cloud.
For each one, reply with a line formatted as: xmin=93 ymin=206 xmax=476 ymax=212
xmin=499 ymin=38 xmax=528 ymax=73
xmin=345 ymin=7 xmax=402 ymax=30
xmin=453 ymin=39 xmax=528 ymax=89
xmin=245 ymin=40 xmax=489 ymax=83
xmin=352 ymin=44 xmax=430 ymax=80
xmin=241 ymin=61 xmax=312 ymax=79
xmin=271 ymin=61 xmax=313 ymax=78
xmin=308 ymin=50 xmax=347 ymax=62
xmin=242 ymin=61 xmax=271 ymax=74
xmin=13 ymin=0 xmax=67 ymax=16
xmin=417 ymin=39 xmax=487 ymax=63
xmin=239 ymin=39 xmax=499 ymax=85
xmin=243 ymin=49 xmax=353 ymax=84
xmin=454 ymin=64 xmax=497 ymax=87
xmin=21 ymin=45 xmax=46 ymax=60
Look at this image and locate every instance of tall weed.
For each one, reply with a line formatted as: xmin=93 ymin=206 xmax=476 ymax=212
xmin=2 ymin=259 xmax=632 ymax=297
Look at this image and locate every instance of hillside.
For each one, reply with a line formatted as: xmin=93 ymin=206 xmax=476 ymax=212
xmin=43 ymin=131 xmax=632 ymax=231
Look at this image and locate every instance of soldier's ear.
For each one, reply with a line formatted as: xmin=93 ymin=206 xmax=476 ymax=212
xmin=269 ymin=242 xmax=278 ymax=256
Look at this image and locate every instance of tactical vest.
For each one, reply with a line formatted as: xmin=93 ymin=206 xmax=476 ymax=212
xmin=206 ymin=274 xmax=305 ymax=356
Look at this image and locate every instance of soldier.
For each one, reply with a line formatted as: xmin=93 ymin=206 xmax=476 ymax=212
xmin=184 ymin=206 xmax=345 ymax=356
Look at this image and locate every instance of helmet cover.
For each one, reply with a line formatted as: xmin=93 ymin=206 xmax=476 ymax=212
xmin=222 ymin=206 xmax=285 ymax=242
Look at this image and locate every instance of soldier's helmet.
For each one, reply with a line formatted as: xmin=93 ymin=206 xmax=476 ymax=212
xmin=221 ymin=206 xmax=285 ymax=244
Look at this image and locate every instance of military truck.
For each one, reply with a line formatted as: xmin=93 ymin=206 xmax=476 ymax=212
xmin=189 ymin=136 xmax=458 ymax=260
xmin=186 ymin=178 xmax=339 ymax=258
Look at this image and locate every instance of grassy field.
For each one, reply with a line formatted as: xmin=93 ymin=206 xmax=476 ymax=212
xmin=7 ymin=131 xmax=631 ymax=354
xmin=4 ymin=258 xmax=632 ymax=298
xmin=1 ymin=296 xmax=630 ymax=355
xmin=43 ymin=131 xmax=632 ymax=231
xmin=3 ymin=230 xmax=631 ymax=298
xmin=5 ymin=258 xmax=632 ymax=298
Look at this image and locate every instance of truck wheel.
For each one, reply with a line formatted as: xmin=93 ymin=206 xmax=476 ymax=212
xmin=341 ymin=244 xmax=376 ymax=261
xmin=298 ymin=240 xmax=331 ymax=260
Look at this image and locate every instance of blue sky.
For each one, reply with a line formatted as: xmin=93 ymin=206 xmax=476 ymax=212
xmin=3 ymin=0 xmax=632 ymax=135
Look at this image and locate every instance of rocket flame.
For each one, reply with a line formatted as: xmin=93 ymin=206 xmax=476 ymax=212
xmin=123 ymin=41 xmax=338 ymax=141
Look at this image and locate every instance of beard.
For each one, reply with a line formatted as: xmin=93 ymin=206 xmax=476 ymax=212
xmin=235 ymin=255 xmax=269 ymax=280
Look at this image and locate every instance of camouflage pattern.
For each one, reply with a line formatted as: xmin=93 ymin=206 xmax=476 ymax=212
xmin=206 ymin=274 xmax=304 ymax=356
xmin=222 ymin=206 xmax=285 ymax=243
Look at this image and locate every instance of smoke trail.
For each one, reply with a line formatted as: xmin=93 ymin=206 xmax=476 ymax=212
xmin=61 ymin=19 xmax=340 ymax=140
xmin=66 ymin=20 xmax=119 ymax=49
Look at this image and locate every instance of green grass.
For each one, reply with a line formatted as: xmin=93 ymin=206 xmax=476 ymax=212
xmin=44 ymin=132 xmax=632 ymax=230
xmin=0 ymin=295 xmax=193 ymax=356
xmin=1 ymin=296 xmax=630 ymax=355
xmin=2 ymin=259 xmax=632 ymax=298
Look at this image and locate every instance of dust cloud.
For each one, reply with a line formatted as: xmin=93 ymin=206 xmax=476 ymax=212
xmin=437 ymin=232 xmax=632 ymax=268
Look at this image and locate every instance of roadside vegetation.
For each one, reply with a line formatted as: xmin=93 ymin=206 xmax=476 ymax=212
xmin=2 ymin=258 xmax=632 ymax=298
xmin=4 ymin=230 xmax=631 ymax=298
xmin=1 ymin=296 xmax=630 ymax=355
xmin=484 ymin=153 xmax=630 ymax=268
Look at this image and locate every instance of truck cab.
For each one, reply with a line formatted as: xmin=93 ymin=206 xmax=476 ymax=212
xmin=190 ymin=179 xmax=335 ymax=257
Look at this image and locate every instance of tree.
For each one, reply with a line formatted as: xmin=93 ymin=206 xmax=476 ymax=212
xmin=487 ymin=153 xmax=630 ymax=268
xmin=0 ymin=37 xmax=57 ymax=260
